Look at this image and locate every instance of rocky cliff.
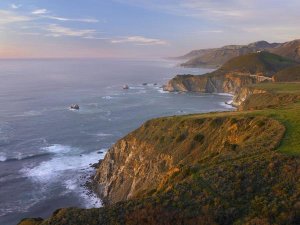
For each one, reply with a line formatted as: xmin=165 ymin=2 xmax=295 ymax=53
xmin=94 ymin=114 xmax=288 ymax=204
xmin=232 ymin=87 xmax=266 ymax=107
xmin=164 ymin=52 xmax=297 ymax=95
xmin=163 ymin=73 xmax=258 ymax=93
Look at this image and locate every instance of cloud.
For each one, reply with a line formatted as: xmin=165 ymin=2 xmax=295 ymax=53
xmin=45 ymin=24 xmax=97 ymax=38
xmin=114 ymin=0 xmax=300 ymax=43
xmin=111 ymin=36 xmax=168 ymax=45
xmin=0 ymin=10 xmax=31 ymax=24
xmin=11 ymin=4 xmax=21 ymax=9
xmin=43 ymin=15 xmax=98 ymax=23
xmin=32 ymin=9 xmax=49 ymax=15
xmin=115 ymin=0 xmax=252 ymax=19
xmin=30 ymin=8 xmax=98 ymax=23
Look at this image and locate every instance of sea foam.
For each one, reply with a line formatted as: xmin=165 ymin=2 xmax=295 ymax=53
xmin=22 ymin=145 xmax=106 ymax=183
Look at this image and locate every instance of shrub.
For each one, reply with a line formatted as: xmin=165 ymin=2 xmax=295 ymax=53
xmin=193 ymin=134 xmax=205 ymax=142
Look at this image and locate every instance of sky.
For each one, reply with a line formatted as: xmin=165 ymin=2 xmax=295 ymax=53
xmin=0 ymin=0 xmax=300 ymax=58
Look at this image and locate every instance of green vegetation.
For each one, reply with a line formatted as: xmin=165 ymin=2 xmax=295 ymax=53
xmin=273 ymin=65 xmax=300 ymax=82
xmin=249 ymin=82 xmax=300 ymax=93
xmin=238 ymin=82 xmax=300 ymax=155
xmin=220 ymin=52 xmax=298 ymax=76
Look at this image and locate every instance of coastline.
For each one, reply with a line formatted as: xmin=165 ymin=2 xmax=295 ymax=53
xmin=18 ymin=81 xmax=300 ymax=225
xmin=87 ymin=90 xmax=236 ymax=205
xmin=16 ymin=54 xmax=300 ymax=224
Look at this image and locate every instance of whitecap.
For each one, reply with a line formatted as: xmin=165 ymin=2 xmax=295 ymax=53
xmin=64 ymin=179 xmax=78 ymax=191
xmin=0 ymin=152 xmax=51 ymax=163
xmin=216 ymin=93 xmax=234 ymax=97
xmin=63 ymin=178 xmax=102 ymax=208
xmin=41 ymin=144 xmax=74 ymax=154
xmin=95 ymin=133 xmax=113 ymax=137
xmin=22 ymin=148 xmax=107 ymax=183
xmin=102 ymin=96 xmax=114 ymax=100
xmin=14 ymin=110 xmax=43 ymax=117
xmin=220 ymin=101 xmax=235 ymax=109
xmin=129 ymin=86 xmax=145 ymax=90
xmin=0 ymin=153 xmax=7 ymax=162
xmin=158 ymin=89 xmax=169 ymax=94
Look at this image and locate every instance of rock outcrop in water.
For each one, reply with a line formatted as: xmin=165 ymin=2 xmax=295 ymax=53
xmin=163 ymin=73 xmax=258 ymax=93
xmin=70 ymin=104 xmax=80 ymax=110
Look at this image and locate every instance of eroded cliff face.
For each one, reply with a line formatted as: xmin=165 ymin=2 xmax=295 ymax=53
xmin=94 ymin=115 xmax=286 ymax=205
xmin=232 ymin=87 xmax=266 ymax=107
xmin=163 ymin=72 xmax=262 ymax=94
xmin=94 ymin=137 xmax=174 ymax=204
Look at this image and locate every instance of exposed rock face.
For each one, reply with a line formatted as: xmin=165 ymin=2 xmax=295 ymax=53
xmin=232 ymin=87 xmax=266 ymax=107
xmin=94 ymin=115 xmax=286 ymax=205
xmin=163 ymin=73 xmax=259 ymax=94
xmin=70 ymin=104 xmax=80 ymax=110
xmin=164 ymin=52 xmax=297 ymax=95
xmin=94 ymin=137 xmax=174 ymax=204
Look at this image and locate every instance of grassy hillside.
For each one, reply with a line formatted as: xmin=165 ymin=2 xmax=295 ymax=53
xmin=238 ymin=83 xmax=300 ymax=155
xmin=178 ymin=39 xmax=300 ymax=68
xmin=179 ymin=41 xmax=281 ymax=68
xmin=270 ymin=39 xmax=300 ymax=62
xmin=19 ymin=82 xmax=300 ymax=225
xmin=273 ymin=65 xmax=300 ymax=82
xmin=220 ymin=52 xmax=298 ymax=76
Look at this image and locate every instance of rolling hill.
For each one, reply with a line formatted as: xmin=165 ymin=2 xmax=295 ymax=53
xmin=273 ymin=65 xmax=300 ymax=82
xmin=177 ymin=39 xmax=300 ymax=68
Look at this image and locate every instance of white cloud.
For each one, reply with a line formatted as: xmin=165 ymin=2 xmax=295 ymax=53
xmin=0 ymin=10 xmax=31 ymax=24
xmin=32 ymin=9 xmax=49 ymax=15
xmin=111 ymin=36 xmax=168 ymax=45
xmin=114 ymin=0 xmax=300 ymax=43
xmin=43 ymin=15 xmax=98 ymax=23
xmin=11 ymin=4 xmax=21 ymax=9
xmin=45 ymin=24 xmax=97 ymax=38
xmin=114 ymin=0 xmax=250 ymax=18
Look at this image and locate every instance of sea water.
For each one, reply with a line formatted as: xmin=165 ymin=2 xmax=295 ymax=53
xmin=0 ymin=59 xmax=234 ymax=225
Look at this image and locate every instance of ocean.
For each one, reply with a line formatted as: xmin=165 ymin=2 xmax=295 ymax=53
xmin=0 ymin=59 xmax=234 ymax=225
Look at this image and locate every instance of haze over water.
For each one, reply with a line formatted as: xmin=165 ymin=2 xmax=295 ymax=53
xmin=0 ymin=59 xmax=234 ymax=225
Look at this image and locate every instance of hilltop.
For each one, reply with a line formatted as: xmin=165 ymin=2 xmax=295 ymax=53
xmin=177 ymin=39 xmax=300 ymax=68
xmin=270 ymin=39 xmax=300 ymax=62
xmin=220 ymin=51 xmax=297 ymax=76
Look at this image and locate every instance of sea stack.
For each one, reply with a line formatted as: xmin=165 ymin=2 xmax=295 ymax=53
xmin=70 ymin=104 xmax=80 ymax=110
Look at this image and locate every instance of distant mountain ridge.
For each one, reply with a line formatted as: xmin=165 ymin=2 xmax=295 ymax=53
xmin=176 ymin=39 xmax=300 ymax=68
xmin=270 ymin=39 xmax=300 ymax=62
